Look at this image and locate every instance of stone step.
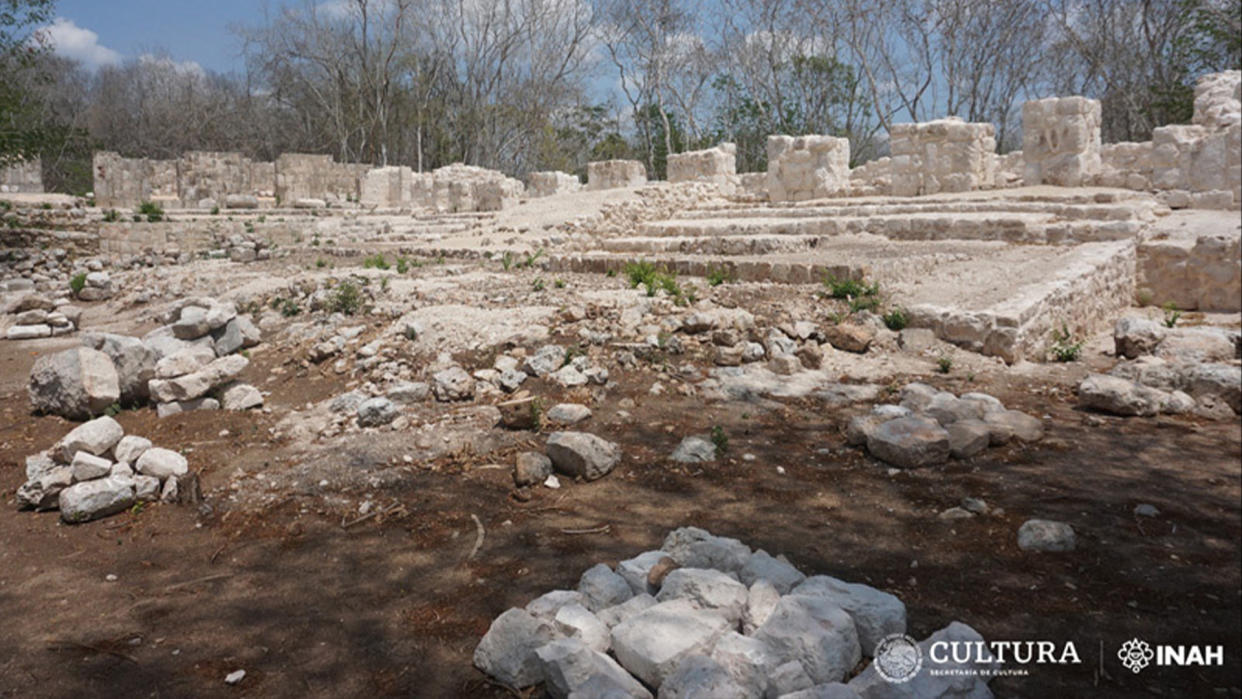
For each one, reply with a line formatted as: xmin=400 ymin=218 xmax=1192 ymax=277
xmin=684 ymin=200 xmax=1154 ymax=222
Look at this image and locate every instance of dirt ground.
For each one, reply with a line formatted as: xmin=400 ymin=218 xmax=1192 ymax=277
xmin=1 ymin=320 xmax=1239 ymax=698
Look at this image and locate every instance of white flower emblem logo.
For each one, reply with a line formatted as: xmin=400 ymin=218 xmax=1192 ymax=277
xmin=1118 ymin=639 xmax=1154 ymax=673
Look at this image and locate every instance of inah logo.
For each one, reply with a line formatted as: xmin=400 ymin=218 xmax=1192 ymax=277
xmin=1118 ymin=639 xmax=1154 ymax=673
xmin=874 ymin=633 xmax=923 ymax=683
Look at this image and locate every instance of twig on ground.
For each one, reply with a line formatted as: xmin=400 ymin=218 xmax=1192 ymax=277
xmin=468 ymin=514 xmax=485 ymax=560
xmin=561 ymin=524 xmax=610 ymax=535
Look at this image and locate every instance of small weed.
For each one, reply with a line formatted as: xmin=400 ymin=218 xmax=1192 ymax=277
xmin=555 ymin=279 xmax=566 ymax=289
xmin=1161 ymin=302 xmax=1182 ymax=328
xmin=522 ymin=248 xmax=545 ymax=268
xmin=70 ymin=272 xmax=87 ymax=296
xmin=280 ymin=299 xmax=301 ymax=317
xmin=711 ymin=425 xmax=729 ymax=456
xmin=102 ymin=209 xmax=120 ymax=222
xmin=380 ymin=277 xmax=389 ymax=291
xmin=606 ymin=268 xmax=617 ymax=278
xmin=331 ymin=281 xmax=362 ymax=315
xmin=936 ymin=355 xmax=953 ymax=374
xmin=316 ymin=258 xmax=327 ymax=268
xmin=706 ymin=266 xmax=735 ymax=286
xmin=1049 ymin=323 xmax=1083 ymax=362
xmin=210 ymin=206 xmax=220 ymax=215
xmin=882 ymin=308 xmax=908 ymax=331
xmin=396 ymin=257 xmax=409 ymax=274
xmin=849 ymin=296 xmax=881 ymax=313
xmin=403 ymin=325 xmax=418 ymax=341
xmin=625 ymin=260 xmax=658 ymax=288
xmin=363 ymin=253 xmax=390 ymax=270
xmin=532 ymin=278 xmax=546 ymax=292
xmin=103 ymin=402 xmax=122 ymax=417
xmin=530 ymin=397 xmax=545 ymax=430
xmin=138 ymin=201 xmax=164 ymax=222
xmin=501 ymin=251 xmax=515 ymax=271
xmin=824 ymin=275 xmax=879 ymax=300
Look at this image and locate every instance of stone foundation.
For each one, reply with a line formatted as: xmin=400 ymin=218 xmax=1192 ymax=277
xmin=667 ymin=143 xmax=736 ymax=185
xmin=1022 ymin=97 xmax=1102 ymax=187
xmin=526 ymin=171 xmax=581 ymax=197
xmin=890 ymin=118 xmax=995 ymax=196
xmin=766 ymin=135 xmax=849 ymax=202
xmin=1137 ymin=234 xmax=1242 ymax=312
xmin=587 ymin=160 xmax=647 ymax=191
xmin=0 ymin=158 xmax=43 ymax=193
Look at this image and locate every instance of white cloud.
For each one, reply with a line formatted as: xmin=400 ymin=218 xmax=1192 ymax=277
xmin=138 ymin=53 xmax=206 ymax=77
xmin=40 ymin=17 xmax=122 ymax=68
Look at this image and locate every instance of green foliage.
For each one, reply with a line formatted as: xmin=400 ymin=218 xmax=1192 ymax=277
xmin=316 ymin=257 xmax=327 ymax=268
xmin=102 ymin=209 xmax=120 ymax=222
xmin=501 ymin=251 xmax=514 ymax=271
xmin=937 ymin=355 xmax=953 ymax=374
xmin=1162 ymin=302 xmax=1182 ymax=328
xmin=1049 ymin=323 xmax=1084 ymax=362
xmin=279 ymin=299 xmax=301 ymax=317
xmin=69 ymin=272 xmax=86 ymax=296
xmin=396 ymin=257 xmax=409 ymax=274
xmin=710 ymin=425 xmax=729 ymax=456
xmin=532 ymin=277 xmax=546 ymax=291
xmin=625 ymin=260 xmax=658 ymax=288
xmin=210 ymin=206 xmax=220 ymax=215
xmin=823 ymin=275 xmax=879 ymax=300
xmin=554 ymin=278 xmax=566 ymax=289
xmin=606 ymin=268 xmax=617 ymax=278
xmin=882 ymin=308 xmax=908 ymax=331
xmin=522 ymin=248 xmax=545 ymax=268
xmin=331 ymin=281 xmax=362 ymax=315
xmin=849 ymin=296 xmax=881 ymax=313
xmin=706 ymin=266 xmax=735 ymax=286
xmin=138 ymin=201 xmax=164 ymax=222
xmin=362 ymin=253 xmax=389 ymax=270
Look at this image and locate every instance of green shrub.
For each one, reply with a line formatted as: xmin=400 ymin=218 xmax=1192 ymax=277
xmin=937 ymin=355 xmax=953 ymax=374
xmin=625 ymin=260 xmax=658 ymax=288
xmin=316 ymin=258 xmax=327 ymax=268
xmin=706 ymin=266 xmax=735 ymax=286
xmin=554 ymin=279 xmax=566 ymax=289
xmin=1049 ymin=323 xmax=1084 ymax=362
xmin=210 ymin=206 xmax=220 ymax=215
xmin=396 ymin=257 xmax=409 ymax=274
xmin=280 ymin=299 xmax=301 ymax=317
xmin=69 ymin=272 xmax=87 ymax=296
xmin=532 ymin=278 xmax=546 ymax=291
xmin=711 ymin=425 xmax=729 ymax=456
xmin=362 ymin=253 xmax=390 ymax=270
xmin=102 ymin=209 xmax=120 ymax=222
xmin=1161 ymin=302 xmax=1182 ymax=328
xmin=882 ymin=308 xmax=909 ymax=331
xmin=331 ymin=281 xmax=362 ymax=315
xmin=824 ymin=275 xmax=879 ymax=299
xmin=501 ymin=251 xmax=514 ymax=271
xmin=138 ymin=201 xmax=164 ymax=222
xmin=849 ymin=296 xmax=881 ymax=313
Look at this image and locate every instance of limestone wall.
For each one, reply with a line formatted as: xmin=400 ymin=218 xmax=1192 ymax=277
xmin=1137 ymin=233 xmax=1241 ymax=312
xmin=526 ymin=171 xmax=581 ymax=197
xmin=587 ymin=160 xmax=647 ymax=191
xmin=766 ymin=135 xmax=849 ymax=202
xmin=360 ymin=166 xmax=416 ymax=207
xmin=275 ymin=154 xmax=363 ymax=204
xmin=1148 ymin=123 xmax=1240 ymax=207
xmin=1193 ymin=70 xmax=1241 ymax=130
xmin=847 ymin=157 xmax=889 ymax=197
xmin=97 ymin=220 xmax=302 ymax=258
xmin=0 ymin=158 xmax=43 ymax=193
xmin=667 ymin=143 xmax=736 ymax=185
xmin=1022 ymin=97 xmax=1102 ymax=187
xmin=1097 ymin=142 xmax=1153 ymax=190
xmin=178 ymin=151 xmax=255 ymax=207
xmin=399 ymin=163 xmax=526 ymax=213
xmin=890 ymin=118 xmax=996 ymax=196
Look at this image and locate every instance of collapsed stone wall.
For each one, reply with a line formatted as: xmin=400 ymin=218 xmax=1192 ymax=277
xmin=526 ymin=171 xmax=582 ymax=197
xmin=360 ymin=166 xmax=416 ymax=208
xmin=361 ymin=163 xmax=525 ymax=212
xmin=97 ymin=220 xmax=303 ymax=259
xmin=1137 ymin=233 xmax=1241 ymax=312
xmin=0 ymin=158 xmax=43 ymax=193
xmin=847 ymin=156 xmax=888 ymax=197
xmin=890 ymin=118 xmax=996 ymax=196
xmin=177 ymin=151 xmax=257 ymax=208
xmin=587 ymin=160 xmax=647 ymax=191
xmin=766 ymin=135 xmax=850 ymax=202
xmin=666 ymin=143 xmax=736 ymax=185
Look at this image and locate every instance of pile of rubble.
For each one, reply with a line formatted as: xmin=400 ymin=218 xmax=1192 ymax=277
xmin=3 ymin=291 xmax=82 ymax=339
xmin=474 ymin=526 xmax=994 ymax=698
xmin=213 ymin=233 xmax=276 ymax=263
xmin=16 ymin=415 xmax=195 ymax=523
xmin=847 ymin=383 xmax=1043 ymax=468
xmin=27 ymin=297 xmax=262 ymax=419
xmin=1077 ymin=316 xmax=1241 ymax=419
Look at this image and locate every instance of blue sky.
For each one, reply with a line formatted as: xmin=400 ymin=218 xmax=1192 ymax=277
xmin=47 ymin=0 xmax=261 ymax=73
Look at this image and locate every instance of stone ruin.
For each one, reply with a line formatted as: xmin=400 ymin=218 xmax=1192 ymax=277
xmin=667 ymin=143 xmax=737 ymax=186
xmin=527 ymin=170 xmax=583 ymax=197
xmin=0 ymin=157 xmax=43 ymax=193
xmin=587 ymin=159 xmax=648 ymax=190
xmin=1022 ymin=97 xmax=1102 ymax=187
xmin=765 ymin=135 xmax=850 ymax=202
xmin=360 ymin=162 xmax=525 ymax=212
xmin=890 ymin=117 xmax=997 ymax=196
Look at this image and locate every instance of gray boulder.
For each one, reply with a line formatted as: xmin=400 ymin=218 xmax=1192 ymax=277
xmin=1017 ymin=519 xmax=1076 ymax=552
xmin=473 ymin=608 xmax=558 ymax=688
xmin=29 ymin=347 xmax=120 ymax=419
xmin=865 ymin=416 xmax=951 ymax=469
xmin=655 ymin=568 xmax=750 ymax=624
xmin=514 ymin=452 xmax=554 ymax=487
xmin=546 ymin=431 xmax=622 ymax=481
xmin=135 ymin=447 xmax=188 ymax=480
xmin=754 ymin=594 xmax=861 ymax=684
xmin=357 ymin=397 xmax=398 ymax=427
xmin=16 ymin=466 xmax=73 ymax=510
xmin=535 ymin=638 xmax=652 ymax=699
xmin=659 ymin=655 xmax=750 ymax=699
xmin=59 ymin=476 xmax=135 ymax=523
xmin=671 ymin=436 xmax=717 ymax=463
xmin=611 ymin=598 xmax=731 ymax=688
xmin=523 ymin=344 xmax=566 ymax=377
xmin=54 ymin=416 xmax=124 ymax=462
xmin=81 ymin=332 xmax=156 ymax=404
xmin=947 ymin=419 xmax=991 ymax=459
xmin=432 ymin=366 xmax=475 ymax=401
xmin=212 ymin=315 xmax=261 ymax=356
xmin=578 ymin=563 xmax=634 ymax=612
xmin=738 ymin=550 xmax=806 ymax=594
xmin=112 ymin=435 xmax=152 ymax=463
xmin=220 ymin=382 xmax=263 ymax=410
xmin=661 ymin=527 xmax=751 ymax=574
xmin=1078 ymin=374 xmax=1165 ymax=417
xmin=1114 ymin=317 xmax=1166 ymax=359
xmin=791 ymin=576 xmax=907 ymax=656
